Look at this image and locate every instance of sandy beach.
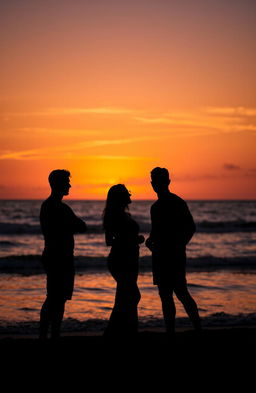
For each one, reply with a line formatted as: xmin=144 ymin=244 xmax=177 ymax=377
xmin=1 ymin=326 xmax=255 ymax=391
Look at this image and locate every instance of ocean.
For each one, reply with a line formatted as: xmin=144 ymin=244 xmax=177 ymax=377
xmin=0 ymin=199 xmax=256 ymax=334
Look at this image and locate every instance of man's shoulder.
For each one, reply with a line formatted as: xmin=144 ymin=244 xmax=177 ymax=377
xmin=154 ymin=194 xmax=189 ymax=216
xmin=150 ymin=193 xmax=188 ymax=212
xmin=152 ymin=193 xmax=187 ymax=205
xmin=40 ymin=197 xmax=51 ymax=210
xmin=41 ymin=197 xmax=58 ymax=209
xmin=40 ymin=198 xmax=66 ymax=214
xmin=40 ymin=198 xmax=54 ymax=219
xmin=169 ymin=192 xmax=187 ymax=205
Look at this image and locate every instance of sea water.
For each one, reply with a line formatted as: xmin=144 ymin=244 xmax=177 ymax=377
xmin=0 ymin=199 xmax=256 ymax=333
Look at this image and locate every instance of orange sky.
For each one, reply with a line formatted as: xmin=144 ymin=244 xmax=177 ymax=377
xmin=0 ymin=0 xmax=256 ymax=199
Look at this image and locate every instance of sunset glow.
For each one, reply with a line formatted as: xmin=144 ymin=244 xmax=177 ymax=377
xmin=1 ymin=0 xmax=255 ymax=199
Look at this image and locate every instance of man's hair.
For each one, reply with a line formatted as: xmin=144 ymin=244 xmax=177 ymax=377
xmin=150 ymin=167 xmax=170 ymax=183
xmin=48 ymin=169 xmax=70 ymax=189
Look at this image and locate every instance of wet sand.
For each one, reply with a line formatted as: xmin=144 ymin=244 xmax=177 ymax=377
xmin=1 ymin=326 xmax=255 ymax=392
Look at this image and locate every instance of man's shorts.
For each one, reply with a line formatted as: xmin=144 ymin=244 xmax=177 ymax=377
xmin=152 ymin=248 xmax=187 ymax=287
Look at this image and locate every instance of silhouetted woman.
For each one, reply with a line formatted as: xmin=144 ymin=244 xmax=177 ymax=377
xmin=103 ymin=184 xmax=144 ymax=337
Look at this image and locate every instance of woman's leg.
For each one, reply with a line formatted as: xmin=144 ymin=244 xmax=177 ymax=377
xmin=39 ymin=296 xmax=66 ymax=339
xmin=104 ymin=281 xmax=125 ymax=336
xmin=105 ymin=279 xmax=140 ymax=336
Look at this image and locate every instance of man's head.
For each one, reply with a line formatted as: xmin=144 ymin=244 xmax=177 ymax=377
xmin=48 ymin=169 xmax=71 ymax=196
xmin=150 ymin=167 xmax=170 ymax=194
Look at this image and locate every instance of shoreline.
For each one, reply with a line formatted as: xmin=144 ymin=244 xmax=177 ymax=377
xmin=1 ymin=314 xmax=256 ymax=339
xmin=1 ymin=323 xmax=256 ymax=339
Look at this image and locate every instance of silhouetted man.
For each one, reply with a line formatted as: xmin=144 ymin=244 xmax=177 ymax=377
xmin=39 ymin=169 xmax=87 ymax=339
xmin=146 ymin=167 xmax=201 ymax=334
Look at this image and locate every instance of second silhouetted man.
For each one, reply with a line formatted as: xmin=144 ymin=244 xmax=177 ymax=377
xmin=146 ymin=167 xmax=201 ymax=334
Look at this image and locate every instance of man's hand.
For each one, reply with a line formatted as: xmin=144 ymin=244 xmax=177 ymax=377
xmin=137 ymin=235 xmax=145 ymax=244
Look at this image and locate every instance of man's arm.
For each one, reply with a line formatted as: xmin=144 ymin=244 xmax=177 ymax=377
xmin=74 ymin=216 xmax=87 ymax=233
xmin=145 ymin=205 xmax=156 ymax=251
xmin=68 ymin=206 xmax=87 ymax=233
xmin=183 ymin=203 xmax=196 ymax=245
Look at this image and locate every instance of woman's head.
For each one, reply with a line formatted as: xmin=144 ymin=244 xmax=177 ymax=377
xmin=103 ymin=184 xmax=132 ymax=229
xmin=106 ymin=184 xmax=131 ymax=209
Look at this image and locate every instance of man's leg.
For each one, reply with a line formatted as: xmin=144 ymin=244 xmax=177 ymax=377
xmin=158 ymin=285 xmax=176 ymax=334
xmin=175 ymin=286 xmax=201 ymax=330
xmin=50 ymin=298 xmax=66 ymax=339
xmin=39 ymin=297 xmax=51 ymax=339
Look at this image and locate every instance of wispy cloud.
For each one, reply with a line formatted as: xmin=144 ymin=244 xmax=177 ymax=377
xmin=84 ymin=155 xmax=153 ymax=161
xmin=174 ymin=173 xmax=223 ymax=182
xmin=49 ymin=107 xmax=134 ymax=115
xmin=1 ymin=106 xmax=134 ymax=118
xmin=223 ymin=163 xmax=241 ymax=170
xmin=134 ymin=106 xmax=256 ymax=135
xmin=204 ymin=106 xmax=256 ymax=117
xmin=0 ymin=135 xmax=159 ymax=160
xmin=174 ymin=164 xmax=256 ymax=182
xmin=134 ymin=114 xmax=220 ymax=129
xmin=3 ymin=106 xmax=255 ymax=136
xmin=18 ymin=127 xmax=104 ymax=135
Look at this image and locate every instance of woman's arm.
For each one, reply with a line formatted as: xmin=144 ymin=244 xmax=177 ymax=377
xmin=105 ymin=230 xmax=115 ymax=246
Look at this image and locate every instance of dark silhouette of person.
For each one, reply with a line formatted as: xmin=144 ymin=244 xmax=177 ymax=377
xmin=103 ymin=184 xmax=144 ymax=337
xmin=145 ymin=167 xmax=201 ymax=335
xmin=39 ymin=169 xmax=87 ymax=339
